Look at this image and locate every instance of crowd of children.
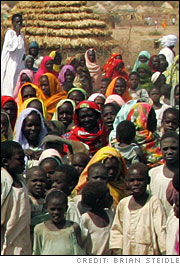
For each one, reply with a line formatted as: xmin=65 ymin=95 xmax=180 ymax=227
xmin=1 ymin=13 xmax=179 ymax=256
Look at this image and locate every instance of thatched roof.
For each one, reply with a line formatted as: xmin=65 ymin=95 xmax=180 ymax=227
xmin=160 ymin=2 xmax=174 ymax=9
xmin=2 ymin=1 xmax=118 ymax=51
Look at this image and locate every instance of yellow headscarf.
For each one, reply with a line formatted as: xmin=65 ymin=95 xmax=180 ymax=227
xmin=75 ymin=146 xmax=128 ymax=207
xmin=49 ymin=51 xmax=61 ymax=73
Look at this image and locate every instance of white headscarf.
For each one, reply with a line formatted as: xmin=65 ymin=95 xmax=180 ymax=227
xmin=160 ymin=34 xmax=178 ymax=47
xmin=151 ymin=71 xmax=161 ymax=83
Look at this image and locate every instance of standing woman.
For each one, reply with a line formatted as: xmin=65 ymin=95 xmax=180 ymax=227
xmin=85 ymin=48 xmax=103 ymax=91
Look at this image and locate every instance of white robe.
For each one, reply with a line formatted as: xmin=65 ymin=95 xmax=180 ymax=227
xmin=1 ymin=29 xmax=25 ymax=96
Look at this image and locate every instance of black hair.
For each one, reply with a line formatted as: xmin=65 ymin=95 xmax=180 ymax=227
xmin=101 ymin=78 xmax=112 ymax=84
xmin=1 ymin=141 xmax=23 ymax=167
xmin=160 ymin=130 xmax=179 ymax=144
xmin=82 ymin=181 xmax=110 ymax=209
xmin=12 ymin=13 xmax=22 ymax=23
xmin=22 ymin=84 xmax=36 ymax=94
xmin=116 ymin=120 xmax=136 ymax=144
xmin=101 ymin=102 xmax=120 ymax=114
xmin=46 ymin=189 xmax=68 ymax=206
xmin=88 ymin=162 xmax=107 ymax=178
xmin=129 ymin=71 xmax=140 ymax=79
xmin=55 ymin=164 xmax=79 ymax=187
xmin=162 ymin=108 xmax=179 ymax=122
xmin=72 ymin=152 xmax=89 ymax=164
xmin=26 ymin=166 xmax=47 ymax=181
xmin=126 ymin=162 xmax=150 ymax=182
xmin=172 ymin=169 xmax=179 ymax=192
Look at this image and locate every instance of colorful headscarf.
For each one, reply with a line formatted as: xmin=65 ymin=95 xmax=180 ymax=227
xmin=58 ymin=65 xmax=76 ymax=86
xmin=85 ymin=48 xmax=103 ymax=90
xmin=62 ymin=100 xmax=108 ymax=155
xmin=75 ymin=146 xmax=128 ymax=207
xmin=34 ymin=56 xmax=58 ymax=85
xmin=137 ymin=63 xmax=154 ymax=92
xmin=1 ymin=96 xmax=18 ymax=130
xmin=105 ymin=94 xmax=125 ymax=107
xmin=126 ymin=102 xmax=164 ymax=167
xmin=19 ymin=97 xmax=49 ymax=120
xmin=104 ymin=58 xmax=128 ymax=81
xmin=102 ymin=53 xmax=123 ymax=73
xmin=68 ymin=87 xmax=88 ymax=99
xmin=49 ymin=51 xmax=61 ymax=73
xmin=1 ymin=111 xmax=13 ymax=141
xmin=52 ymin=99 xmax=76 ymax=121
xmin=13 ymin=69 xmax=35 ymax=101
xmin=15 ymin=108 xmax=48 ymax=150
xmin=105 ymin=76 xmax=132 ymax=102
xmin=38 ymin=148 xmax=62 ymax=166
xmin=132 ymin=50 xmax=151 ymax=72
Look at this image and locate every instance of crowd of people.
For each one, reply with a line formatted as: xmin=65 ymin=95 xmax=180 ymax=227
xmin=1 ymin=13 xmax=179 ymax=256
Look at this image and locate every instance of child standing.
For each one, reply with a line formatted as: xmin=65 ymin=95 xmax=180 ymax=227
xmin=33 ymin=189 xmax=85 ymax=255
xmin=1 ymin=141 xmax=31 ymax=255
xmin=110 ymin=162 xmax=166 ymax=255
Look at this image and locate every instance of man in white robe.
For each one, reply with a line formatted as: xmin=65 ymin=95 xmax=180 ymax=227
xmin=1 ymin=13 xmax=26 ymax=96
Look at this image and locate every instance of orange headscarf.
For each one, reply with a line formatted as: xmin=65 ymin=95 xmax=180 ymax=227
xmin=105 ymin=76 xmax=132 ymax=102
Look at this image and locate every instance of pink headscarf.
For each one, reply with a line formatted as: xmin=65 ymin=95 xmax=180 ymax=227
xmin=13 ymin=69 xmax=34 ymax=102
xmin=105 ymin=94 xmax=125 ymax=107
xmin=38 ymin=148 xmax=62 ymax=165
xmin=34 ymin=56 xmax=58 ymax=85
xmin=88 ymin=93 xmax=106 ymax=101
xmin=58 ymin=65 xmax=76 ymax=86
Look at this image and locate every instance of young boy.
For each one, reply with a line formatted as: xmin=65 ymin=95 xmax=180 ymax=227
xmin=149 ymin=131 xmax=179 ymax=218
xmin=128 ymin=72 xmax=149 ymax=102
xmin=71 ymin=152 xmax=90 ymax=176
xmin=1 ymin=141 xmax=31 ymax=255
xmin=160 ymin=107 xmax=179 ymax=136
xmin=110 ymin=162 xmax=166 ymax=255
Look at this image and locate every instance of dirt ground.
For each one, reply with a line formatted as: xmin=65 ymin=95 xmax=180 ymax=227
xmin=110 ymin=23 xmax=179 ymax=72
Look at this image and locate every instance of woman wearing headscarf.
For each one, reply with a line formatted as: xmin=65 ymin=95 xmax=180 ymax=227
xmin=105 ymin=94 xmax=125 ymax=107
xmin=34 ymin=56 xmax=58 ymax=85
xmin=102 ymin=52 xmax=123 ymax=74
xmin=132 ymin=50 xmax=151 ymax=72
xmin=105 ymin=76 xmax=132 ymax=103
xmin=68 ymin=87 xmax=87 ymax=106
xmin=24 ymin=55 xmax=38 ymax=73
xmin=85 ymin=48 xmax=103 ymax=91
xmin=49 ymin=50 xmax=62 ymax=73
xmin=38 ymin=72 xmax=67 ymax=116
xmin=148 ymin=55 xmax=160 ymax=73
xmin=62 ymin=100 xmax=108 ymax=156
xmin=104 ymin=58 xmax=128 ymax=81
xmin=126 ymin=102 xmax=164 ymax=168
xmin=28 ymin=41 xmax=43 ymax=69
xmin=58 ymin=65 xmax=76 ymax=92
xmin=1 ymin=111 xmax=13 ymax=141
xmin=88 ymin=93 xmax=106 ymax=110
xmin=1 ymin=96 xmax=18 ymax=131
xmin=137 ymin=63 xmax=154 ymax=93
xmin=13 ymin=69 xmax=35 ymax=102
xmin=75 ymin=146 xmax=128 ymax=207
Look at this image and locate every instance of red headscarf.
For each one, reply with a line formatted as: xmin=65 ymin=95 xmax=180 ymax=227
xmin=104 ymin=58 xmax=128 ymax=80
xmin=62 ymin=100 xmax=108 ymax=155
xmin=1 ymin=96 xmax=18 ymax=130
xmin=102 ymin=53 xmax=122 ymax=72
xmin=34 ymin=56 xmax=58 ymax=85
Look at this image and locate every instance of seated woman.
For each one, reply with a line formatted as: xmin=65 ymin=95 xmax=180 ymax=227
xmin=38 ymin=72 xmax=67 ymax=117
xmin=132 ymin=50 xmax=151 ymax=72
xmin=13 ymin=69 xmax=34 ymax=101
xmin=75 ymin=146 xmax=128 ymax=208
xmin=105 ymin=77 xmax=132 ymax=103
xmin=34 ymin=56 xmax=58 ymax=85
xmin=1 ymin=96 xmax=18 ymax=131
xmin=58 ymin=65 xmax=76 ymax=92
xmin=136 ymin=63 xmax=154 ymax=93
xmin=104 ymin=58 xmax=128 ymax=81
xmin=62 ymin=100 xmax=108 ymax=157
xmin=68 ymin=87 xmax=87 ymax=106
xmin=52 ymin=99 xmax=76 ymax=132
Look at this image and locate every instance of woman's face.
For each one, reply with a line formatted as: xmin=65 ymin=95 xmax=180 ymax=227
xmin=65 ymin=69 xmax=75 ymax=83
xmin=152 ymin=56 xmax=160 ymax=71
xmin=68 ymin=91 xmax=84 ymax=106
xmin=27 ymin=100 xmax=43 ymax=116
xmin=25 ymin=57 xmax=34 ymax=69
xmin=1 ymin=113 xmax=9 ymax=139
xmin=114 ymin=78 xmax=126 ymax=96
xmin=104 ymin=157 xmax=121 ymax=182
xmin=58 ymin=102 xmax=73 ymax=127
xmin=40 ymin=75 xmax=50 ymax=97
xmin=87 ymin=50 xmax=96 ymax=63
xmin=22 ymin=112 xmax=42 ymax=144
xmin=45 ymin=60 xmax=53 ymax=71
xmin=137 ymin=68 xmax=147 ymax=79
xmin=21 ymin=73 xmax=31 ymax=84
xmin=22 ymin=86 xmax=36 ymax=102
xmin=78 ymin=108 xmax=99 ymax=132
xmin=139 ymin=55 xmax=148 ymax=63
xmin=2 ymin=101 xmax=17 ymax=123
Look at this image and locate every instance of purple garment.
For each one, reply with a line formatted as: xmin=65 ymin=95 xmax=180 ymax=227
xmin=58 ymin=65 xmax=76 ymax=86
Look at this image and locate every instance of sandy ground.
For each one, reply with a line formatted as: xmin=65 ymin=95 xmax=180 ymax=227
xmin=109 ymin=23 xmax=179 ymax=71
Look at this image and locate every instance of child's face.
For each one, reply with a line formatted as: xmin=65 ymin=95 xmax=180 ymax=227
xmin=99 ymin=81 xmax=109 ymax=94
xmin=149 ymin=88 xmax=160 ymax=104
xmin=128 ymin=75 xmax=139 ymax=90
xmin=47 ymin=197 xmax=67 ymax=224
xmin=51 ymin=171 xmax=70 ymax=196
xmin=102 ymin=105 xmax=117 ymax=131
xmin=126 ymin=168 xmax=149 ymax=197
xmin=162 ymin=113 xmax=179 ymax=132
xmin=27 ymin=170 xmax=47 ymax=198
xmin=88 ymin=167 xmax=108 ymax=183
xmin=6 ymin=148 xmax=25 ymax=174
xmin=22 ymin=113 xmax=42 ymax=143
xmin=161 ymin=137 xmax=179 ymax=164
xmin=94 ymin=96 xmax=105 ymax=110
xmin=173 ymin=193 xmax=179 ymax=219
xmin=104 ymin=157 xmax=121 ymax=182
xmin=72 ymin=155 xmax=86 ymax=175
xmin=40 ymin=160 xmax=58 ymax=190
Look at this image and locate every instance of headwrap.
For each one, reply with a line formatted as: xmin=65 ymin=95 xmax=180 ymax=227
xmin=132 ymin=50 xmax=151 ymax=72
xmin=148 ymin=55 xmax=159 ymax=72
xmin=88 ymin=93 xmax=106 ymax=102
xmin=102 ymin=53 xmax=123 ymax=73
xmin=29 ymin=41 xmax=39 ymax=49
xmin=49 ymin=51 xmax=61 ymax=73
xmin=85 ymin=48 xmax=103 ymax=90
xmin=160 ymin=34 xmax=178 ymax=48
xmin=105 ymin=76 xmax=132 ymax=102
xmin=104 ymin=58 xmax=128 ymax=81
xmin=105 ymin=94 xmax=125 ymax=107
xmin=151 ymin=71 xmax=161 ymax=83
xmin=68 ymin=87 xmax=88 ymax=99
xmin=137 ymin=63 xmax=154 ymax=92
xmin=1 ymin=111 xmax=13 ymax=141
xmin=58 ymin=65 xmax=76 ymax=86
xmin=34 ymin=56 xmax=58 ymax=85
xmin=62 ymin=100 xmax=108 ymax=155
xmin=1 ymin=96 xmax=18 ymax=130
xmin=75 ymin=146 xmax=128 ymax=207
xmin=38 ymin=148 xmax=62 ymax=166
xmin=15 ymin=108 xmax=48 ymax=150
xmin=126 ymin=102 xmax=164 ymax=167
xmin=24 ymin=55 xmax=38 ymax=73
xmin=13 ymin=69 xmax=35 ymax=101
xmin=52 ymin=99 xmax=76 ymax=121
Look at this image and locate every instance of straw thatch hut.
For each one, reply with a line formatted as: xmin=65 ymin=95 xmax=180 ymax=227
xmin=2 ymin=1 xmax=118 ymax=60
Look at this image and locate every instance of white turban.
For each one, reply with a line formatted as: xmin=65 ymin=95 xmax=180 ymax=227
xmin=151 ymin=71 xmax=161 ymax=83
xmin=160 ymin=34 xmax=178 ymax=47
